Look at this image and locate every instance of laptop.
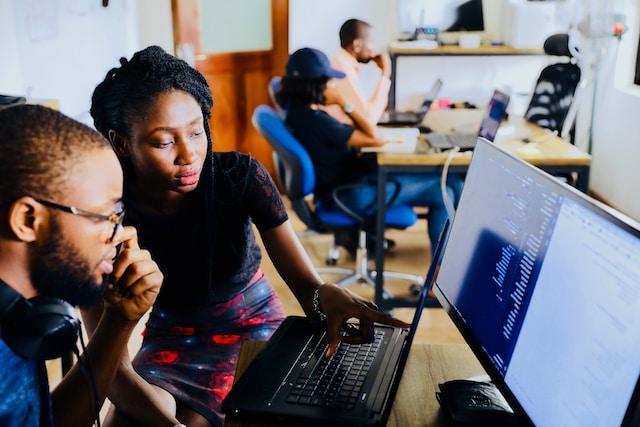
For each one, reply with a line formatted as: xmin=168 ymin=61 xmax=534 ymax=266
xmin=223 ymin=222 xmax=452 ymax=427
xmin=378 ymin=78 xmax=443 ymax=126
xmin=433 ymin=138 xmax=640 ymax=426
xmin=427 ymin=89 xmax=510 ymax=150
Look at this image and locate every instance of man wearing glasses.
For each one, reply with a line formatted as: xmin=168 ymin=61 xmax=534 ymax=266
xmin=0 ymin=105 xmax=167 ymax=427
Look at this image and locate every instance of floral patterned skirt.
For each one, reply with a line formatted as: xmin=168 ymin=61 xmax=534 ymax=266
xmin=132 ymin=273 xmax=285 ymax=427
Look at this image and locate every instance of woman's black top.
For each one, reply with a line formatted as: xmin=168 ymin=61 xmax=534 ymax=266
xmin=284 ymin=105 xmax=376 ymax=203
xmin=123 ymin=152 xmax=288 ymax=313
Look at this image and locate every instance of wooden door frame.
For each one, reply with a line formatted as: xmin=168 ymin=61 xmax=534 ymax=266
xmin=172 ymin=0 xmax=287 ymax=165
xmin=172 ymin=0 xmax=288 ymax=77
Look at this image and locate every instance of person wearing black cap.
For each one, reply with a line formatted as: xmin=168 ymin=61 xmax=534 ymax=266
xmin=278 ymin=48 xmax=462 ymax=255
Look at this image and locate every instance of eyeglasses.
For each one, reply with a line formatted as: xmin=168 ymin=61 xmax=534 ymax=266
xmin=33 ymin=198 xmax=125 ymax=242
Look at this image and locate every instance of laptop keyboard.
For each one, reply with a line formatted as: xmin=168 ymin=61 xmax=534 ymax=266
xmin=285 ymin=330 xmax=384 ymax=410
xmin=428 ymin=133 xmax=477 ymax=149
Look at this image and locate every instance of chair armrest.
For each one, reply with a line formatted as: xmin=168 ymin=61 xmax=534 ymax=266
xmin=331 ymin=178 xmax=402 ymax=224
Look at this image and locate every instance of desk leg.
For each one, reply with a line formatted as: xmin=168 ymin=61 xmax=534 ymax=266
xmin=61 ymin=351 xmax=74 ymax=375
xmin=389 ymin=54 xmax=397 ymax=110
xmin=576 ymin=167 xmax=590 ymax=193
xmin=375 ymin=167 xmax=388 ymax=310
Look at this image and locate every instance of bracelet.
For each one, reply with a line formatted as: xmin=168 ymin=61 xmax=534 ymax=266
xmin=312 ymin=286 xmax=326 ymax=321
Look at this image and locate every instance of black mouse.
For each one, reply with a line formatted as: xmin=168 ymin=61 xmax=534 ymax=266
xmin=418 ymin=125 xmax=432 ymax=134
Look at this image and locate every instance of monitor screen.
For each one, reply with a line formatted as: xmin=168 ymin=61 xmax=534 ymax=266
xmin=478 ymin=90 xmax=509 ymax=141
xmin=434 ymin=140 xmax=640 ymax=426
xmin=397 ymin=0 xmax=484 ymax=34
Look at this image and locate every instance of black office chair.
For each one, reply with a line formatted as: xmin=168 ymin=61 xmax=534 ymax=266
xmin=253 ymin=105 xmax=423 ymax=290
xmin=525 ymin=33 xmax=581 ymax=136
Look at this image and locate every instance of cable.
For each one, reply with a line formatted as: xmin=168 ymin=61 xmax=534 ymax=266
xmin=73 ymin=332 xmax=102 ymax=427
xmin=440 ymin=147 xmax=460 ymax=220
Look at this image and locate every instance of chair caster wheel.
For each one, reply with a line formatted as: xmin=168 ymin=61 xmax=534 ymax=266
xmin=325 ymin=258 xmax=338 ymax=266
xmin=409 ymin=283 xmax=422 ymax=296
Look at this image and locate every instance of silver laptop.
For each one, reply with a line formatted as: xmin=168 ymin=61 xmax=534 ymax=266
xmin=378 ymin=79 xmax=443 ymax=126
xmin=428 ymin=89 xmax=510 ymax=150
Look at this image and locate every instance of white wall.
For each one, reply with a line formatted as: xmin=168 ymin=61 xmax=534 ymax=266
xmin=589 ymin=0 xmax=640 ymax=221
xmin=0 ymin=0 xmax=173 ymax=124
xmin=0 ymin=1 xmax=25 ymax=95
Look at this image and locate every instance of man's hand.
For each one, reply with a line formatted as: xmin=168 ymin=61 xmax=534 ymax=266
xmin=323 ymin=83 xmax=348 ymax=107
xmin=371 ymin=53 xmax=391 ymax=78
xmin=317 ymin=283 xmax=410 ymax=358
xmin=104 ymin=226 xmax=162 ymax=321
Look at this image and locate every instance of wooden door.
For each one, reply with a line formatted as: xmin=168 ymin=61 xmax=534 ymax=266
xmin=172 ymin=0 xmax=288 ymax=173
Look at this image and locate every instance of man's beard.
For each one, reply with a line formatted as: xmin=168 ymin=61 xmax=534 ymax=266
xmin=30 ymin=220 xmax=107 ymax=307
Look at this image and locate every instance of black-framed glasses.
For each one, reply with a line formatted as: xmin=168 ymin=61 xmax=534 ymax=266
xmin=34 ymin=198 xmax=125 ymax=242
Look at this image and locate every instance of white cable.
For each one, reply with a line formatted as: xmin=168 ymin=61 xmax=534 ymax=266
xmin=440 ymin=147 xmax=460 ymax=220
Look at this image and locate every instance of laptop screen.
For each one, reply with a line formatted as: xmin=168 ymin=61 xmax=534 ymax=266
xmin=434 ymin=139 xmax=640 ymax=426
xmin=419 ymin=78 xmax=444 ymax=114
xmin=477 ymin=90 xmax=510 ymax=141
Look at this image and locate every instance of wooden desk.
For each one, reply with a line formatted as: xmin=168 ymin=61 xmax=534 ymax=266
xmin=388 ymin=45 xmax=545 ymax=109
xmin=373 ymin=110 xmax=591 ymax=310
xmin=224 ymin=342 xmax=486 ymax=427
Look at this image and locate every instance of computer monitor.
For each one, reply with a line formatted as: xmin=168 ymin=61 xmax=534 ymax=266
xmin=398 ymin=0 xmax=484 ymax=34
xmin=478 ymin=89 xmax=510 ymax=141
xmin=434 ymin=139 xmax=640 ymax=426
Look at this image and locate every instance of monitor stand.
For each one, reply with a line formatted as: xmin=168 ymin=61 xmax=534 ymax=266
xmin=436 ymin=379 xmax=526 ymax=426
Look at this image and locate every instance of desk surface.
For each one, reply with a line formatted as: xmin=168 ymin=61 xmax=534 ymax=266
xmin=224 ymin=342 xmax=486 ymax=427
xmin=389 ymin=45 xmax=544 ymax=56
xmin=376 ymin=109 xmax=591 ymax=168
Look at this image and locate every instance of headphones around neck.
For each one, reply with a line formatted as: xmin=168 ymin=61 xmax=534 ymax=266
xmin=0 ymin=281 xmax=80 ymax=360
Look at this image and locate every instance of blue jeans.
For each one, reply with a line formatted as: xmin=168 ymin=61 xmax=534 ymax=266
xmin=336 ymin=173 xmax=464 ymax=254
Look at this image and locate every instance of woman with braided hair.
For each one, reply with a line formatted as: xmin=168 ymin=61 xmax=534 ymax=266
xmin=85 ymin=46 xmax=408 ymax=427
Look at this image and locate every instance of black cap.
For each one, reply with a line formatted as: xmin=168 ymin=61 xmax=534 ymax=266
xmin=285 ymin=48 xmax=346 ymax=79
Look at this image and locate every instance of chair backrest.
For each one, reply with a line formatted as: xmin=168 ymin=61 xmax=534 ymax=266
xmin=252 ymin=105 xmax=322 ymax=230
xmin=525 ymin=33 xmax=581 ymax=135
xmin=268 ymin=77 xmax=285 ymax=117
xmin=525 ymin=63 xmax=581 ymax=135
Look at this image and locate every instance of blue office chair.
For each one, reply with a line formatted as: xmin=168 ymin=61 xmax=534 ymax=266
xmin=268 ymin=76 xmax=285 ymax=117
xmin=252 ymin=105 xmax=423 ymax=289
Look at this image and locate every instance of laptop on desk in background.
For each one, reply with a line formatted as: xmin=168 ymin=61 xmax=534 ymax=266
xmin=378 ymin=78 xmax=443 ymax=126
xmin=427 ymin=89 xmax=510 ymax=151
xmin=223 ymin=222 xmax=452 ymax=427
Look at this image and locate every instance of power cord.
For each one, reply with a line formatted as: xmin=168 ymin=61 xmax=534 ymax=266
xmin=72 ymin=332 xmax=102 ymax=427
xmin=440 ymin=147 xmax=460 ymax=220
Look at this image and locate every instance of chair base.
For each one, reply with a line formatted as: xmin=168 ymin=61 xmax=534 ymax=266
xmin=324 ymin=230 xmax=423 ymax=299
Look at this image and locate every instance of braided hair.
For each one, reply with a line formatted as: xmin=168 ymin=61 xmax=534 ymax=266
xmin=90 ymin=45 xmax=216 ymax=286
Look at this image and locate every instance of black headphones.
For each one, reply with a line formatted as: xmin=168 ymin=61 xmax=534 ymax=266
xmin=0 ymin=280 xmax=80 ymax=360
